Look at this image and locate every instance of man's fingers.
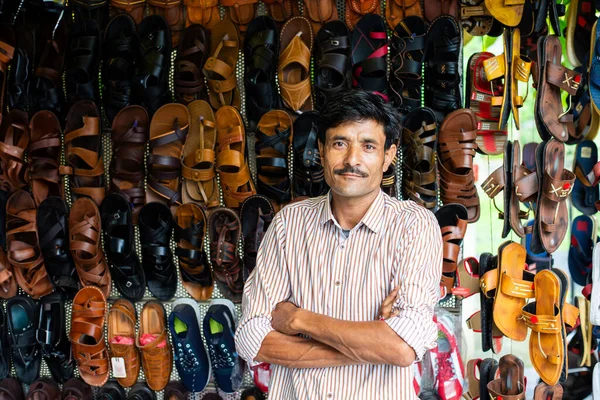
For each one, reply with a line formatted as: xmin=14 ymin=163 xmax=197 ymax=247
xmin=381 ymin=285 xmax=401 ymax=307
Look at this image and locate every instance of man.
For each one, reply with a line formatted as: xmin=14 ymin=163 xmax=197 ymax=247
xmin=235 ymin=90 xmax=443 ymax=399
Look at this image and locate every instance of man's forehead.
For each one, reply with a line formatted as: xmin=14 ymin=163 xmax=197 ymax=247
xmin=325 ymin=120 xmax=385 ymax=141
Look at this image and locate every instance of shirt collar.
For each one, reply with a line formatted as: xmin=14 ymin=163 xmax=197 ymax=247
xmin=319 ymin=190 xmax=385 ymax=234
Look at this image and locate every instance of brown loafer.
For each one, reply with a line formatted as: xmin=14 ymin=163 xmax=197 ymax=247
xmin=175 ymin=204 xmax=213 ymax=300
xmin=209 ymin=207 xmax=243 ymax=301
xmin=0 ymin=109 xmax=29 ymax=193
xmin=62 ymin=378 xmax=93 ymax=400
xmin=108 ymin=299 xmax=140 ymax=388
xmin=70 ymin=286 xmax=109 ymax=387
xmin=69 ymin=197 xmax=111 ymax=298
xmin=62 ymin=100 xmax=105 ymax=206
xmin=110 ymin=105 xmax=149 ymax=220
xmin=0 ymin=247 xmax=16 ymax=299
xmin=26 ymin=378 xmax=60 ymax=400
xmin=137 ymin=301 xmax=172 ymax=391
xmin=6 ymin=190 xmax=53 ymax=299
xmin=28 ymin=110 xmax=62 ymax=205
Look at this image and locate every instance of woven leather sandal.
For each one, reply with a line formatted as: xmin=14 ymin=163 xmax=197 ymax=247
xmin=28 ymin=110 xmax=61 ymax=205
xmin=110 ymin=0 xmax=146 ymax=24
xmin=220 ymin=0 xmax=258 ymax=37
xmin=175 ymin=204 xmax=213 ymax=301
xmin=215 ymin=106 xmax=256 ymax=208
xmin=110 ymin=105 xmax=149 ymax=218
xmin=69 ymin=286 xmax=109 ymax=387
xmin=147 ymin=103 xmax=190 ymax=212
xmin=6 ymin=190 xmax=53 ymax=299
xmin=137 ymin=301 xmax=172 ymax=391
xmin=62 ymin=100 xmax=105 ymax=206
xmin=184 ymin=0 xmax=220 ymax=29
xmin=0 ymin=109 xmax=29 ymax=193
xmin=209 ymin=207 xmax=244 ymax=301
xmin=69 ymin=197 xmax=112 ymax=299
xmin=148 ymin=0 xmax=185 ymax=46
xmin=182 ymin=100 xmax=219 ymax=208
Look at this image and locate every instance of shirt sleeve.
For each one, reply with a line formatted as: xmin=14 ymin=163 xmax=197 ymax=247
xmin=384 ymin=208 xmax=443 ymax=361
xmin=235 ymin=212 xmax=292 ymax=368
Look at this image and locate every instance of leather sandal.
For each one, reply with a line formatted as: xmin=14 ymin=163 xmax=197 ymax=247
xmin=136 ymin=301 xmax=172 ymax=391
xmin=460 ymin=0 xmax=495 ymax=36
xmin=6 ymin=190 xmax=53 ymax=299
xmin=103 ymin=14 xmax=138 ymax=124
xmin=148 ymin=0 xmax=185 ymax=46
xmin=146 ymin=103 xmax=190 ymax=212
xmin=425 ymin=16 xmax=461 ymax=122
xmin=262 ymin=0 xmax=299 ymax=27
xmin=438 ymin=108 xmax=480 ymax=222
xmin=487 ymin=355 xmax=526 ymax=399
xmin=70 ymin=0 xmax=109 ymax=29
xmin=485 ymin=0 xmax=525 ymax=26
xmin=0 ymin=24 xmax=13 ymax=120
xmin=572 ymin=140 xmax=600 ymax=215
xmin=568 ymin=216 xmax=596 ymax=285
xmin=292 ymin=111 xmax=328 ymax=198
xmin=479 ymin=358 xmax=499 ymax=400
xmin=62 ymin=100 xmax=105 ymax=206
xmin=28 ymin=110 xmax=61 ymax=205
xmin=475 ymin=252 xmax=504 ymax=353
xmin=221 ymin=0 xmax=258 ymax=37
xmin=66 ymin=19 xmax=101 ymax=107
xmin=8 ymin=25 xmax=34 ymax=113
xmin=139 ymin=202 xmax=178 ymax=300
xmin=565 ymin=0 xmax=597 ymax=68
xmin=182 ymin=100 xmax=218 ymax=208
xmin=184 ymin=0 xmax=220 ymax=29
xmin=175 ymin=24 xmax=209 ymax=105
xmin=535 ymin=34 xmax=581 ymax=142
xmin=451 ymin=257 xmax=480 ymax=299
xmin=240 ymin=195 xmax=274 ymax=274
xmin=424 ymin=0 xmax=458 ymax=22
xmin=385 ymin=0 xmax=422 ymax=31
xmin=70 ymin=286 xmax=109 ymax=387
xmin=175 ymin=203 xmax=213 ymax=301
xmin=509 ymin=28 xmax=532 ymax=130
xmin=69 ymin=197 xmax=112 ymax=298
xmin=435 ymin=204 xmax=468 ymax=294
xmin=401 ymin=107 xmax=438 ymax=210
xmin=0 ymin=248 xmax=15 ymax=299
xmin=37 ymin=197 xmax=79 ymax=298
xmin=134 ymin=15 xmax=172 ymax=115
xmin=255 ymin=110 xmax=293 ymax=208
xmin=345 ymin=0 xmax=380 ymax=30
xmin=0 ymin=109 xmax=29 ymax=193
xmin=107 ymin=298 xmax=140 ymax=387
xmin=279 ymin=16 xmax=313 ymax=117
xmin=110 ymin=105 xmax=149 ymax=218
xmin=215 ymin=105 xmax=256 ymax=208
xmin=314 ymin=20 xmax=351 ymax=110
xmin=482 ymin=28 xmax=512 ymax=131
xmin=244 ymin=16 xmax=281 ymax=129
xmin=534 ymin=383 xmax=564 ymax=400
xmin=101 ymin=193 xmax=146 ymax=302
xmin=110 ymin=0 xmax=146 ymax=24
xmin=26 ymin=378 xmax=60 ymax=399
xmin=203 ymin=20 xmax=241 ymax=110
xmin=209 ymin=207 xmax=244 ymax=301
xmin=302 ymin=0 xmax=337 ymax=34
xmin=390 ymin=17 xmax=427 ymax=114
xmin=531 ymin=140 xmax=575 ymax=254
xmin=463 ymin=359 xmax=482 ymax=400
xmin=351 ymin=14 xmax=388 ymax=95
xmin=467 ymin=51 xmax=507 ymax=155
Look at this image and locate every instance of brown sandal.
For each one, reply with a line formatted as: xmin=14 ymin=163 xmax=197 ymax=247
xmin=0 ymin=109 xmax=29 ymax=193
xmin=0 ymin=25 xmax=14 ymax=121
xmin=0 ymin=247 xmax=16 ymax=299
xmin=385 ymin=0 xmax=422 ymax=31
xmin=6 ymin=190 xmax=53 ymax=299
xmin=263 ymin=0 xmax=300 ymax=27
xmin=486 ymin=355 xmax=526 ymax=399
xmin=209 ymin=207 xmax=243 ymax=301
xmin=111 ymin=0 xmax=146 ymax=24
xmin=215 ymin=106 xmax=256 ymax=208
xmin=220 ymin=0 xmax=258 ymax=37
xmin=108 ymin=298 xmax=140 ymax=388
xmin=146 ymin=103 xmax=190 ymax=213
xmin=302 ymin=0 xmax=338 ymax=34
xmin=62 ymin=100 xmax=105 ymax=206
xmin=69 ymin=197 xmax=112 ymax=299
xmin=148 ymin=0 xmax=185 ymax=46
xmin=184 ymin=0 xmax=220 ymax=29
xmin=28 ymin=110 xmax=61 ymax=206
xmin=70 ymin=286 xmax=109 ymax=387
xmin=345 ymin=0 xmax=381 ymax=30
xmin=182 ymin=100 xmax=219 ymax=208
xmin=175 ymin=204 xmax=214 ymax=300
xmin=203 ymin=20 xmax=241 ymax=110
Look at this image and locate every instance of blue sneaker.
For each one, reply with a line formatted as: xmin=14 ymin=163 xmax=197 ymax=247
xmin=169 ymin=299 xmax=211 ymax=393
xmin=203 ymin=299 xmax=246 ymax=394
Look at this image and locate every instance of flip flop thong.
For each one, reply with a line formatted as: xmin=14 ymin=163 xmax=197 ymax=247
xmin=568 ymin=215 xmax=597 ymax=286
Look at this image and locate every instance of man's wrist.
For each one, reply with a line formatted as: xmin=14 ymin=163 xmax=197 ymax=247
xmin=291 ymin=308 xmax=310 ymax=334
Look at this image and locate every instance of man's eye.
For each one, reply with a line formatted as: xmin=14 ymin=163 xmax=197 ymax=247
xmin=365 ymin=144 xmax=375 ymax=150
xmin=333 ymin=141 xmax=344 ymax=147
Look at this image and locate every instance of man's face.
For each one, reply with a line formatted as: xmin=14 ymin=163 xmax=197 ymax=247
xmin=319 ymin=119 xmax=397 ymax=200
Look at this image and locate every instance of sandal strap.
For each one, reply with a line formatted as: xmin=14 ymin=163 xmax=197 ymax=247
xmin=541 ymin=169 xmax=575 ymax=203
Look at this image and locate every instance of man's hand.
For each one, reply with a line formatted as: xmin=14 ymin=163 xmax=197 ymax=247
xmin=272 ymin=301 xmax=301 ymax=335
xmin=378 ymin=285 xmax=400 ymax=320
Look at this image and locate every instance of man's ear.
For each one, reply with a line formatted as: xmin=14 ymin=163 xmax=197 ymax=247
xmin=383 ymin=143 xmax=397 ymax=170
xmin=318 ymin=140 xmax=324 ymax=156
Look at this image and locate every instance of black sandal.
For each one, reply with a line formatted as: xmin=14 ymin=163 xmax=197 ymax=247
xmin=66 ymin=18 xmax=101 ymax=107
xmin=351 ymin=14 xmax=388 ymax=94
xmin=175 ymin=24 xmax=209 ymax=105
xmin=241 ymin=195 xmax=274 ymax=274
xmin=292 ymin=111 xmax=329 ymax=198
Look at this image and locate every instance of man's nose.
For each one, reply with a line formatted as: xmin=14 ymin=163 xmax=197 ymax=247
xmin=344 ymin=144 xmax=361 ymax=166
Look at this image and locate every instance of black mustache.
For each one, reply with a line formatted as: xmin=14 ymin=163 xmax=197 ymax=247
xmin=334 ymin=167 xmax=368 ymax=177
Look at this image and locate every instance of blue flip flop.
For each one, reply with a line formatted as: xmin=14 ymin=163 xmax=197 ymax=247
xmin=522 ymin=219 xmax=552 ymax=271
xmin=572 ymin=140 xmax=599 ymax=215
xmin=569 ymin=215 xmax=597 ymax=285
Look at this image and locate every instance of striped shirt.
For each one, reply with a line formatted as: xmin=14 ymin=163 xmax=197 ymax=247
xmin=235 ymin=191 xmax=442 ymax=399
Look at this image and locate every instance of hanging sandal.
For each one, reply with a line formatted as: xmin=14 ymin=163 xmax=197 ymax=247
xmin=0 ymin=109 xmax=29 ymax=193
xmin=203 ymin=20 xmax=241 ymax=110
xmin=0 ymin=248 xmax=16 ymax=299
xmin=184 ymin=0 xmax=220 ymax=29
xmin=460 ymin=0 xmax=495 ymax=36
xmin=485 ymin=0 xmax=526 ymax=26
xmin=351 ymin=14 xmax=388 ymax=95
xmin=220 ymin=0 xmax=258 ymax=38
xmin=146 ymin=103 xmax=190 ymax=212
xmin=209 ymin=207 xmax=244 ymax=301
xmin=435 ymin=204 xmax=469 ymax=295
xmin=385 ymin=0 xmax=422 ymax=31
xmin=565 ymin=0 xmax=597 ymax=68
xmin=302 ymin=0 xmax=337 ymax=34
xmin=110 ymin=0 xmax=146 ymax=24
xmin=534 ymin=383 xmax=564 ymax=400
xmin=463 ymin=359 xmax=482 ymax=400
xmin=292 ymin=111 xmax=329 ymax=198
xmin=571 ymin=140 xmax=600 ymax=215
xmin=182 ymin=100 xmax=219 ymax=208
xmin=255 ymin=109 xmax=293 ymax=208
xmin=174 ymin=24 xmax=209 ymax=105
xmin=472 ymin=252 xmax=504 ymax=353
xmin=486 ymin=355 xmax=526 ymax=400
xmin=215 ymin=106 xmax=256 ymax=208
xmin=424 ymin=0 xmax=458 ymax=22
xmin=345 ymin=0 xmax=381 ymax=30
xmin=451 ymin=258 xmax=480 ymax=299
xmin=509 ymin=28 xmax=532 ymax=130
xmin=27 ymin=110 xmax=61 ymax=205
xmin=279 ymin=16 xmax=314 ymax=117
xmin=240 ymin=195 xmax=274 ymax=274
xmin=0 ymin=24 xmax=14 ymax=121
xmin=148 ymin=0 xmax=185 ymax=46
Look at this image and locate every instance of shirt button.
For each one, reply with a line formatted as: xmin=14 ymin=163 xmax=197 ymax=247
xmin=340 ymin=244 xmax=345 ymax=250
xmin=335 ymin=280 xmax=341 ymax=286
xmin=327 ymin=393 xmax=333 ymax=398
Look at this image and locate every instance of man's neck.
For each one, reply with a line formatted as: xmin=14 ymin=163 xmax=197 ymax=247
xmin=330 ymin=190 xmax=380 ymax=230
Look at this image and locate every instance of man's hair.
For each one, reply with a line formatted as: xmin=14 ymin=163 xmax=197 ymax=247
xmin=317 ymin=90 xmax=402 ymax=150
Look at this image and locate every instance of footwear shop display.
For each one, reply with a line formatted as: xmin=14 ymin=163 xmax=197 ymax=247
xmin=7 ymin=295 xmax=41 ymax=384
xmin=108 ymin=299 xmax=140 ymax=388
xmin=137 ymin=301 xmax=172 ymax=391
